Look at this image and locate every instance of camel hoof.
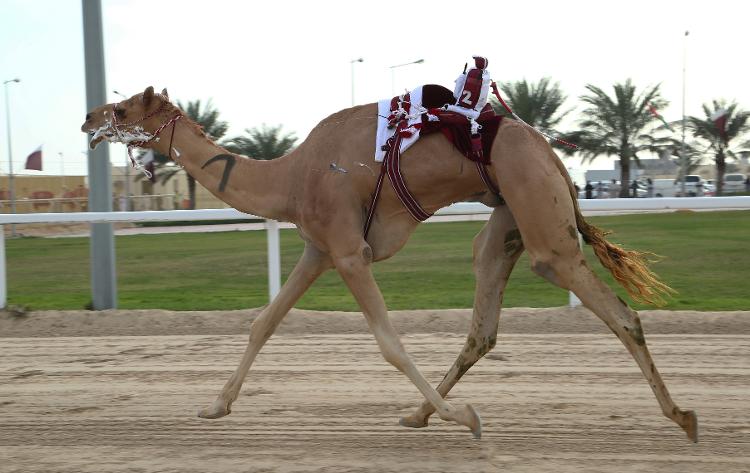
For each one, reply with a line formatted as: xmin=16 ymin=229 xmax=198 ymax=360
xmin=679 ymin=409 xmax=698 ymax=443
xmin=455 ymin=404 xmax=482 ymax=439
xmin=399 ymin=413 xmax=429 ymax=429
xmin=197 ymin=399 xmax=231 ymax=419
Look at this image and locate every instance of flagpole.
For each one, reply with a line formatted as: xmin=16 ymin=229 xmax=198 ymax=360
xmin=59 ymin=152 xmax=65 ymax=193
xmin=3 ymin=78 xmax=20 ymax=237
xmin=680 ymin=30 xmax=689 ymax=197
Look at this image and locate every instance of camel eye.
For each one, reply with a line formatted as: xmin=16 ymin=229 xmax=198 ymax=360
xmin=114 ymin=107 xmax=126 ymax=119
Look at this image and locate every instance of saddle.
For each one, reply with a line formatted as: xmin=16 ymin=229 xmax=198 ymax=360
xmin=366 ymin=57 xmax=503 ymax=237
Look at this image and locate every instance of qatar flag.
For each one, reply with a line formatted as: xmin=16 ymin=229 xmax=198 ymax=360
xmin=25 ymin=145 xmax=42 ymax=171
xmin=711 ymin=109 xmax=729 ymax=142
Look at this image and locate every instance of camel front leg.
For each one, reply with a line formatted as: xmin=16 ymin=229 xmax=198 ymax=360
xmin=198 ymin=243 xmax=332 ymax=419
xmin=334 ymin=243 xmax=482 ymax=438
xmin=401 ymin=205 xmax=523 ymax=429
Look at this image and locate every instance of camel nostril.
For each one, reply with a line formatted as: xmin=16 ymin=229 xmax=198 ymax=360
xmin=85 ymin=113 xmax=92 ymax=121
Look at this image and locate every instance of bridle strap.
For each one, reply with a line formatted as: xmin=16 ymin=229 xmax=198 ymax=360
xmin=111 ymin=101 xmax=183 ymax=176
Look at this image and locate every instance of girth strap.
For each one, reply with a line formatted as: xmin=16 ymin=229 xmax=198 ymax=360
xmin=476 ymin=161 xmax=500 ymax=195
xmin=385 ymin=125 xmax=432 ymax=222
xmin=364 ymin=124 xmax=499 ymax=239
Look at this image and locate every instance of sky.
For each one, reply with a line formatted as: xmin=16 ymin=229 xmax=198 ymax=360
xmin=1 ymin=0 xmax=749 ymax=179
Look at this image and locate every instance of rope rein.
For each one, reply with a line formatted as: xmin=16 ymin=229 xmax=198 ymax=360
xmin=490 ymin=81 xmax=578 ymax=150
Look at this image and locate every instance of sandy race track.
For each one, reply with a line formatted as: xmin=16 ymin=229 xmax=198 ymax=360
xmin=1 ymin=307 xmax=748 ymax=473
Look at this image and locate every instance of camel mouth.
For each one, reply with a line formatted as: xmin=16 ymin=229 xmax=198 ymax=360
xmin=88 ymin=134 xmax=105 ymax=150
xmin=87 ymin=129 xmax=113 ymax=150
xmin=84 ymin=121 xmax=156 ymax=150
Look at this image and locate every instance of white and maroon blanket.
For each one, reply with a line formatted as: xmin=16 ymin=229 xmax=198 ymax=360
xmin=374 ymin=86 xmax=432 ymax=162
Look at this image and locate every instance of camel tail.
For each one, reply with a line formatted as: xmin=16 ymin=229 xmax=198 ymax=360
xmin=551 ymin=153 xmax=675 ymax=306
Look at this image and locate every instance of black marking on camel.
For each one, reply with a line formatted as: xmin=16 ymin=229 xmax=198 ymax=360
xmin=201 ymin=154 xmax=236 ymax=192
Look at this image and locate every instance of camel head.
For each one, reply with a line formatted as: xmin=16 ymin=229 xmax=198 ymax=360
xmin=81 ymin=86 xmax=175 ymax=150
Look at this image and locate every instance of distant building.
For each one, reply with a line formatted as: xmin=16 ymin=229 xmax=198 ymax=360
xmin=0 ymin=165 xmax=230 ymax=214
xmin=616 ymin=155 xmax=679 ymax=178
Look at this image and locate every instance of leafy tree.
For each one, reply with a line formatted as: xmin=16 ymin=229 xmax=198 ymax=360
xmin=151 ymin=99 xmax=229 ymax=209
xmin=224 ymin=124 xmax=297 ymax=160
xmin=568 ymin=80 xmax=670 ymax=197
xmin=686 ymin=100 xmax=750 ymax=195
xmin=490 ymin=78 xmax=570 ymax=133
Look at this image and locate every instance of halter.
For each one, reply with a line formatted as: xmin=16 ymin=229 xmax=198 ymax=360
xmin=110 ymin=98 xmax=183 ymax=178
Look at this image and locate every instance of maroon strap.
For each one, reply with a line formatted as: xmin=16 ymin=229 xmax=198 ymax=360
xmin=364 ymin=129 xmax=432 ymax=238
xmin=364 ymin=159 xmax=387 ymax=239
xmin=476 ymin=161 xmax=500 ymax=195
xmin=385 ymin=126 xmax=432 ymax=222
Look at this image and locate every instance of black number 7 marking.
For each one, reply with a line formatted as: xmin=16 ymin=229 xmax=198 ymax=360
xmin=201 ymin=154 xmax=236 ymax=192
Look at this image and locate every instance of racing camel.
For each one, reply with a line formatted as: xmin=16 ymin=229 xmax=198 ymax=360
xmin=81 ymin=85 xmax=697 ymax=442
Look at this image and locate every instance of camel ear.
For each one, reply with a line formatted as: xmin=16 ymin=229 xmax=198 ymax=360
xmin=143 ymin=86 xmax=155 ymax=106
xmin=161 ymin=88 xmax=169 ymax=99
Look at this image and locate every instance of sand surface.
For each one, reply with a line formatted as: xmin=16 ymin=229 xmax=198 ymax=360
xmin=1 ymin=307 xmax=748 ymax=472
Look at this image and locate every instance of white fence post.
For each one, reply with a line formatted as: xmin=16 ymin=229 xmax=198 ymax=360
xmin=0 ymin=225 xmax=5 ymax=308
xmin=265 ymin=219 xmax=281 ymax=301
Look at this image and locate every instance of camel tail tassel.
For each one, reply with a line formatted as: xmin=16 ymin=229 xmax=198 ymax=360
xmin=573 ymin=206 xmax=676 ymax=306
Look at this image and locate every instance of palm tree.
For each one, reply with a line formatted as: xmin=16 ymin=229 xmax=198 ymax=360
xmin=569 ymin=79 xmax=670 ymax=197
xmin=490 ymin=78 xmax=569 ymax=133
xmin=686 ymin=100 xmax=750 ymax=195
xmin=224 ymin=124 xmax=297 ymax=160
xmin=152 ymin=99 xmax=229 ymax=209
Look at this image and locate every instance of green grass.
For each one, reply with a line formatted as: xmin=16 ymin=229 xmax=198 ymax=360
xmin=6 ymin=210 xmax=750 ymax=311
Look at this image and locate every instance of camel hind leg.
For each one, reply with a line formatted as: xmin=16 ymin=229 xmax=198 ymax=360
xmin=493 ymin=122 xmax=697 ymax=441
xmin=400 ymin=204 xmax=523 ymax=428
xmin=564 ymin=263 xmax=697 ymax=441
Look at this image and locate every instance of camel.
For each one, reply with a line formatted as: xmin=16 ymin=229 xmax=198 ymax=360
xmin=81 ymin=85 xmax=697 ymax=442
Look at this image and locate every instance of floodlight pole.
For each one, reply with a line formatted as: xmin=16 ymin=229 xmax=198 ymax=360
xmin=82 ymin=0 xmax=117 ymax=309
xmin=390 ymin=59 xmax=424 ymax=96
xmin=680 ymin=30 xmax=689 ymax=197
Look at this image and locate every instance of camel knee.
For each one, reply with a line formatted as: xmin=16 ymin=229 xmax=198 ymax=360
xmin=456 ymin=333 xmax=498 ymax=372
xmin=471 ymin=333 xmax=497 ymax=358
xmin=376 ymin=338 xmax=409 ymax=372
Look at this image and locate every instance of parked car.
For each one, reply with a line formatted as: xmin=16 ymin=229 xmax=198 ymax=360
xmin=652 ymin=179 xmax=678 ymax=197
xmin=578 ymin=180 xmax=647 ymax=198
xmin=723 ymin=173 xmax=747 ymax=193
xmin=674 ymin=175 xmax=705 ymax=197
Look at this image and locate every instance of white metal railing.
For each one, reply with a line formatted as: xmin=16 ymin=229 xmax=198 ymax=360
xmin=1 ymin=197 xmax=749 ymax=309
xmin=0 ymin=194 xmax=176 ymax=213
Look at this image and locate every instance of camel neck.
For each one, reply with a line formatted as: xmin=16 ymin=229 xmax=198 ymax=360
xmin=151 ymin=119 xmax=293 ymax=221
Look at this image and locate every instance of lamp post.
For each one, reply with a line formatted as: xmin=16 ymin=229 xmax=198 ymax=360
xmin=3 ymin=78 xmax=20 ymax=237
xmin=83 ymin=0 xmax=117 ymax=309
xmin=680 ymin=30 xmax=689 ymax=197
xmin=350 ymin=58 xmax=363 ymax=107
xmin=389 ymin=59 xmax=424 ymax=95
